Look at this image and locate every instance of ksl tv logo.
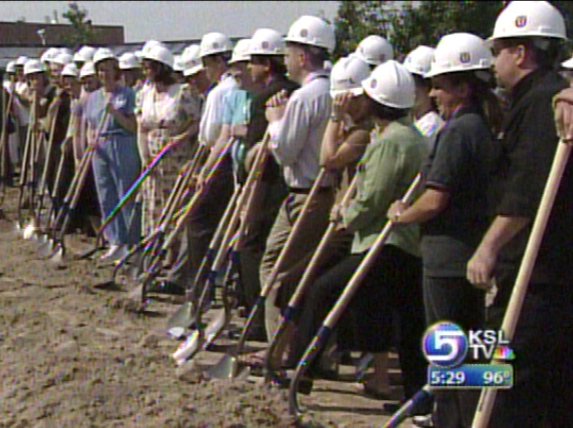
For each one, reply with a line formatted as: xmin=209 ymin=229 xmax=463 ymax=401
xmin=422 ymin=321 xmax=515 ymax=368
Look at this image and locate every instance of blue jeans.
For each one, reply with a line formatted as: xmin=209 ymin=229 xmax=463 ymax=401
xmin=92 ymin=135 xmax=141 ymax=246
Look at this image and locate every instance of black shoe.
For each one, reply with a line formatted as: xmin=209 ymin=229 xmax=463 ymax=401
xmin=147 ymin=280 xmax=185 ymax=296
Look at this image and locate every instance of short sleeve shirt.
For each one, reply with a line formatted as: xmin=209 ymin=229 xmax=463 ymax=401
xmin=84 ymin=86 xmax=136 ymax=137
xmin=421 ymin=105 xmax=498 ymax=276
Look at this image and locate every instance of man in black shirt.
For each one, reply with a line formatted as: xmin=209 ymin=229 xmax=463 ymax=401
xmin=467 ymin=2 xmax=573 ymax=426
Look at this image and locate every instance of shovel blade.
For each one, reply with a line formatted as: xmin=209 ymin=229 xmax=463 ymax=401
xmin=37 ymin=240 xmax=55 ymax=257
xmin=22 ymin=222 xmax=37 ymax=240
xmin=167 ymin=302 xmax=196 ymax=338
xmin=204 ymin=308 xmax=226 ymax=347
xmin=48 ymin=244 xmax=64 ymax=263
xmin=206 ymin=353 xmax=249 ymax=380
xmin=172 ymin=329 xmax=203 ymax=365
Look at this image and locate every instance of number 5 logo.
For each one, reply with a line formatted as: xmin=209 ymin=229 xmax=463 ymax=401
xmin=423 ymin=322 xmax=468 ymax=368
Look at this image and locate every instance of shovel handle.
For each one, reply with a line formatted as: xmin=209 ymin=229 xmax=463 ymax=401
xmin=472 ymin=140 xmax=572 ymax=428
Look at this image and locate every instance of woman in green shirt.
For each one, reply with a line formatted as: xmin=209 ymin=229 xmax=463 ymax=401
xmin=290 ymin=60 xmax=428 ymax=402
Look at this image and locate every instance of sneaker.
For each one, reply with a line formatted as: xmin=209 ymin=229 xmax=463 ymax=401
xmin=100 ymin=245 xmax=128 ymax=263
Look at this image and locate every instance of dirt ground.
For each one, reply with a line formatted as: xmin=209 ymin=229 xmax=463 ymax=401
xmin=0 ymin=187 xmax=411 ymax=428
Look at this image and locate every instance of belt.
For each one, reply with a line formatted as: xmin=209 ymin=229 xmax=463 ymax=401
xmin=288 ymin=187 xmax=332 ymax=195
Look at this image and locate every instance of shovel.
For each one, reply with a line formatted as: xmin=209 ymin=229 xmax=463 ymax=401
xmin=166 ymin=182 xmax=241 ymax=338
xmin=79 ymin=140 xmax=179 ymax=260
xmin=206 ymin=168 xmax=330 ymax=380
xmin=264 ymin=176 xmax=358 ymax=383
xmin=288 ymin=173 xmax=422 ymax=416
xmin=16 ymin=99 xmax=38 ymax=232
xmin=471 ymin=140 xmax=572 ymax=427
xmin=0 ymin=87 xmax=15 ymax=206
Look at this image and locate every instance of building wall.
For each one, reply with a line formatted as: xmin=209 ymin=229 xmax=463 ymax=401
xmin=0 ymin=22 xmax=124 ymax=46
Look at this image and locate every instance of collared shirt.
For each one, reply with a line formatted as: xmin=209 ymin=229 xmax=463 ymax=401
xmin=493 ymin=68 xmax=572 ymax=288
xmin=343 ymin=117 xmax=427 ymax=256
xmin=199 ymin=72 xmax=238 ymax=146
xmin=421 ymin=104 xmax=497 ymax=276
xmin=269 ymin=70 xmax=331 ymax=188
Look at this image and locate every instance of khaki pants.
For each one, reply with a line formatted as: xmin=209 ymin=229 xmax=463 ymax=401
xmin=260 ymin=190 xmax=334 ymax=341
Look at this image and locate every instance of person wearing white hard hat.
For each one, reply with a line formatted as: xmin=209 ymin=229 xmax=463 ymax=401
xmin=403 ymin=45 xmax=444 ymax=145
xmin=354 ymin=35 xmax=394 ymax=69
xmin=118 ymin=52 xmax=143 ymax=91
xmin=291 ymin=60 xmax=427 ymax=399
xmin=2 ymin=60 xmax=20 ymax=177
xmin=257 ymin=14 xmax=336 ymax=352
xmin=138 ymin=43 xmax=201 ymax=274
xmin=466 ymin=2 xmax=573 ymax=426
xmin=182 ymin=44 xmax=210 ymax=98
xmin=73 ymin=45 xmax=95 ymax=70
xmin=387 ymin=32 xmax=503 ymax=428
xmin=79 ymin=61 xmax=100 ymax=94
xmin=84 ymin=49 xmax=141 ymax=262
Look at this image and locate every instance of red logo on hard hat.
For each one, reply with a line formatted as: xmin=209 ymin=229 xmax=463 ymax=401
xmin=460 ymin=52 xmax=471 ymax=64
xmin=515 ymin=16 xmax=527 ymax=28
xmin=300 ymin=29 xmax=308 ymax=37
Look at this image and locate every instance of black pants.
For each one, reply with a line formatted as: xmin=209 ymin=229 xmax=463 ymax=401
xmin=487 ymin=282 xmax=573 ymax=427
xmin=292 ymin=245 xmax=427 ymax=398
xmin=423 ymin=275 xmax=485 ymax=428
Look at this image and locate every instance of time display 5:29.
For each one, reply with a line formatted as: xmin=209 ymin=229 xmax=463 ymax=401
xmin=428 ymin=364 xmax=513 ymax=389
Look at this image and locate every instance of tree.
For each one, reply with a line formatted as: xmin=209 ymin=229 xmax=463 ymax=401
xmin=334 ymin=1 xmax=503 ymax=59
xmin=62 ymin=2 xmax=94 ymax=48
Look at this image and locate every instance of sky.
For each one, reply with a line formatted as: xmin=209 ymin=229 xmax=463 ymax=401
xmin=0 ymin=1 xmax=341 ymax=43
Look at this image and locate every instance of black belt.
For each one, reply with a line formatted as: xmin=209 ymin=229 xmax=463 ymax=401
xmin=288 ymin=187 xmax=332 ymax=195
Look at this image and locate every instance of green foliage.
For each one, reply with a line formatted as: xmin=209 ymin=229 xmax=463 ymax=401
xmin=62 ymin=2 xmax=94 ymax=48
xmin=334 ymin=1 xmax=573 ymax=61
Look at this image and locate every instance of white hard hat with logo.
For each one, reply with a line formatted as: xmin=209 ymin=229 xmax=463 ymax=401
xmin=229 ymin=39 xmax=251 ymax=64
xmin=403 ymin=45 xmax=435 ymax=76
xmin=79 ymin=61 xmax=96 ymax=78
xmin=425 ymin=33 xmax=492 ymax=78
xmin=93 ymin=48 xmax=117 ymax=65
xmin=173 ymin=54 xmax=185 ymax=72
xmin=24 ymin=59 xmax=46 ymax=76
xmin=284 ymin=15 xmax=335 ymax=53
xmin=248 ymin=28 xmax=285 ymax=56
xmin=119 ymin=52 xmax=141 ymax=70
xmin=361 ymin=60 xmax=415 ymax=109
xmin=199 ymin=32 xmax=233 ymax=58
xmin=330 ymin=56 xmax=370 ymax=98
xmin=490 ymin=1 xmax=566 ymax=41
xmin=40 ymin=47 xmax=59 ymax=64
xmin=6 ymin=61 xmax=16 ymax=74
xmin=142 ymin=40 xmax=165 ymax=54
xmin=182 ymin=45 xmax=203 ymax=77
xmin=354 ymin=35 xmax=394 ymax=66
xmin=74 ymin=45 xmax=96 ymax=63
xmin=58 ymin=47 xmax=73 ymax=57
xmin=61 ymin=63 xmax=79 ymax=78
xmin=142 ymin=44 xmax=174 ymax=68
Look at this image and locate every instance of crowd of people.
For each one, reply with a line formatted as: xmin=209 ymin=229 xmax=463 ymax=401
xmin=2 ymin=1 xmax=573 ymax=426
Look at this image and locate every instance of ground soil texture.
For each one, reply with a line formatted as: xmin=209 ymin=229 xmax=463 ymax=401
xmin=0 ymin=187 xmax=399 ymax=428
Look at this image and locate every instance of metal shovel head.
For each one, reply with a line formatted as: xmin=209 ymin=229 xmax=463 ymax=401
xmin=37 ymin=239 xmax=55 ymax=257
xmin=206 ymin=353 xmax=250 ymax=380
xmin=204 ymin=308 xmax=226 ymax=347
xmin=172 ymin=329 xmax=203 ymax=365
xmin=48 ymin=243 xmax=64 ymax=263
xmin=22 ymin=221 xmax=37 ymax=240
xmin=167 ymin=301 xmax=196 ymax=338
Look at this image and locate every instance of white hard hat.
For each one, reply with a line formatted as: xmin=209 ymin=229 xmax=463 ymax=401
xmin=229 ymin=39 xmax=251 ymax=64
xmin=361 ymin=60 xmax=415 ymax=109
xmin=490 ymin=1 xmax=566 ymax=41
xmin=142 ymin=40 xmax=165 ymax=54
xmin=284 ymin=15 xmax=335 ymax=53
xmin=182 ymin=45 xmax=203 ymax=77
xmin=24 ymin=59 xmax=46 ymax=76
xmin=61 ymin=63 xmax=79 ymax=78
xmin=173 ymin=54 xmax=185 ymax=72
xmin=52 ymin=52 xmax=73 ymax=66
xmin=199 ymin=32 xmax=233 ymax=58
xmin=74 ymin=45 xmax=96 ymax=63
xmin=142 ymin=44 xmax=174 ymax=68
xmin=16 ymin=56 xmax=29 ymax=66
xmin=403 ymin=45 xmax=435 ymax=77
xmin=58 ymin=47 xmax=73 ymax=57
xmin=93 ymin=47 xmax=117 ymax=65
xmin=134 ymin=50 xmax=144 ymax=60
xmin=354 ymin=35 xmax=394 ymax=66
xmin=425 ymin=33 xmax=492 ymax=78
xmin=40 ymin=47 xmax=59 ymax=64
xmin=330 ymin=56 xmax=370 ymax=98
xmin=119 ymin=52 xmax=141 ymax=70
xmin=79 ymin=61 xmax=96 ymax=79
xmin=248 ymin=28 xmax=285 ymax=56
xmin=6 ymin=61 xmax=16 ymax=74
